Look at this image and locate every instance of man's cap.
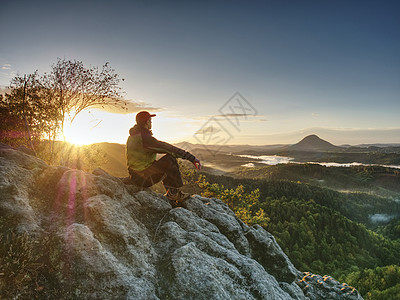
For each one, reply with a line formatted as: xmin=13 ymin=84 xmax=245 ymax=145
xmin=136 ymin=111 xmax=156 ymax=124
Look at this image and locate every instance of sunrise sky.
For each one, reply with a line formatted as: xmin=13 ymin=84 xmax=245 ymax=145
xmin=1 ymin=0 xmax=399 ymax=146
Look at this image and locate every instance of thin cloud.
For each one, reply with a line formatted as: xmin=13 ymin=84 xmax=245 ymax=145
xmin=92 ymin=98 xmax=163 ymax=114
xmin=216 ymin=113 xmax=252 ymax=118
xmin=191 ymin=114 xmax=267 ymax=122
xmin=1 ymin=64 xmax=11 ymax=70
xmin=195 ymin=126 xmax=222 ymax=135
xmin=121 ymin=99 xmax=163 ymax=114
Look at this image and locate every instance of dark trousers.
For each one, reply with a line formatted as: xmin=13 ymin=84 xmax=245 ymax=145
xmin=128 ymin=154 xmax=183 ymax=189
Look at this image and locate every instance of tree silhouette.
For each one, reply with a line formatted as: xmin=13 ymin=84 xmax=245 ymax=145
xmin=0 ymin=72 xmax=62 ymax=155
xmin=42 ymin=58 xmax=125 ymax=138
xmin=0 ymin=58 xmax=125 ymax=163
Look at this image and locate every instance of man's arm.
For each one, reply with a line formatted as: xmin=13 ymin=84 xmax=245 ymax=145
xmin=141 ymin=130 xmax=196 ymax=162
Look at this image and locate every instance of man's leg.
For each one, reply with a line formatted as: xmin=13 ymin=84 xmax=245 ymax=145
xmin=130 ymin=155 xmax=189 ymax=206
xmin=150 ymin=155 xmax=190 ymax=206
xmin=130 ymin=154 xmax=183 ymax=189
xmin=129 ymin=168 xmax=159 ymax=188
xmin=142 ymin=154 xmax=183 ymax=190
xmin=149 ymin=154 xmax=183 ymax=190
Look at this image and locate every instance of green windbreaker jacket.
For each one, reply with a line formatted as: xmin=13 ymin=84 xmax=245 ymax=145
xmin=126 ymin=124 xmax=195 ymax=171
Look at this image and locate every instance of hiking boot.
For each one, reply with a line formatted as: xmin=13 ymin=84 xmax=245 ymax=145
xmin=165 ymin=189 xmax=191 ymax=207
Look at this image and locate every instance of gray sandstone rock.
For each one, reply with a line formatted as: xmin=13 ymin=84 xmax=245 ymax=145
xmin=0 ymin=145 xmax=364 ymax=300
xmin=245 ymin=224 xmax=300 ymax=283
xmin=297 ymin=272 xmax=364 ymax=300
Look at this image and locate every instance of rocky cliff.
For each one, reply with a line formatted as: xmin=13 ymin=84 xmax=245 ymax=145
xmin=0 ymin=143 xmax=363 ymax=300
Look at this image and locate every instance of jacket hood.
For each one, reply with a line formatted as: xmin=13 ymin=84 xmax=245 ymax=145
xmin=129 ymin=124 xmax=152 ymax=136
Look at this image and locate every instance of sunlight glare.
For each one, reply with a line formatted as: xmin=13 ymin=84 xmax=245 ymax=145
xmin=62 ymin=110 xmax=102 ymax=145
xmin=62 ymin=109 xmax=200 ymax=146
xmin=62 ymin=109 xmax=134 ymax=145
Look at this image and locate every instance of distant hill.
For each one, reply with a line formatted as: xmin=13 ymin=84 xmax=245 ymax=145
xmin=289 ymin=134 xmax=342 ymax=152
xmin=354 ymin=143 xmax=400 ymax=148
xmin=85 ymin=138 xmax=399 ymax=178
xmin=89 ymin=142 xmax=128 ymax=177
xmin=174 ymin=141 xmax=288 ymax=154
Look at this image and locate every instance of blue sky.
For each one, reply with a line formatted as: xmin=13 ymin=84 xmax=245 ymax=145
xmin=1 ymin=0 xmax=399 ymax=145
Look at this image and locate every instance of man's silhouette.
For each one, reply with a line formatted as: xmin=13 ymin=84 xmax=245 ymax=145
xmin=127 ymin=111 xmax=201 ymax=206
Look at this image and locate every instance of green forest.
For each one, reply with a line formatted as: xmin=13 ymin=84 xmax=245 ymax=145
xmin=180 ymin=162 xmax=400 ymax=300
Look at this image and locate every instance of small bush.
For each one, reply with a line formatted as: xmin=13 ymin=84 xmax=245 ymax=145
xmin=0 ymin=230 xmax=62 ymax=299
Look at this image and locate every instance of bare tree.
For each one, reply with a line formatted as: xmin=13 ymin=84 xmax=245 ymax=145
xmin=42 ymin=58 xmax=125 ymax=138
xmin=1 ymin=58 xmax=125 ymax=164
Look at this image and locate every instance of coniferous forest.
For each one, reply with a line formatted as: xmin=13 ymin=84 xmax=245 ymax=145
xmin=179 ymin=162 xmax=400 ymax=300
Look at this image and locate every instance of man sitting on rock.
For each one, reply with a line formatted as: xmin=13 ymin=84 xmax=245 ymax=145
xmin=127 ymin=111 xmax=201 ymax=207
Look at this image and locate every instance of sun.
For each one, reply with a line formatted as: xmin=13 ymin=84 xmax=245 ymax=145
xmin=61 ymin=109 xmax=198 ymax=146
xmin=61 ymin=109 xmax=134 ymax=146
xmin=62 ymin=110 xmax=104 ymax=146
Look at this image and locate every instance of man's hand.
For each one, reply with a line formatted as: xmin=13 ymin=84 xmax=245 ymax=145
xmin=193 ymin=158 xmax=202 ymax=170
